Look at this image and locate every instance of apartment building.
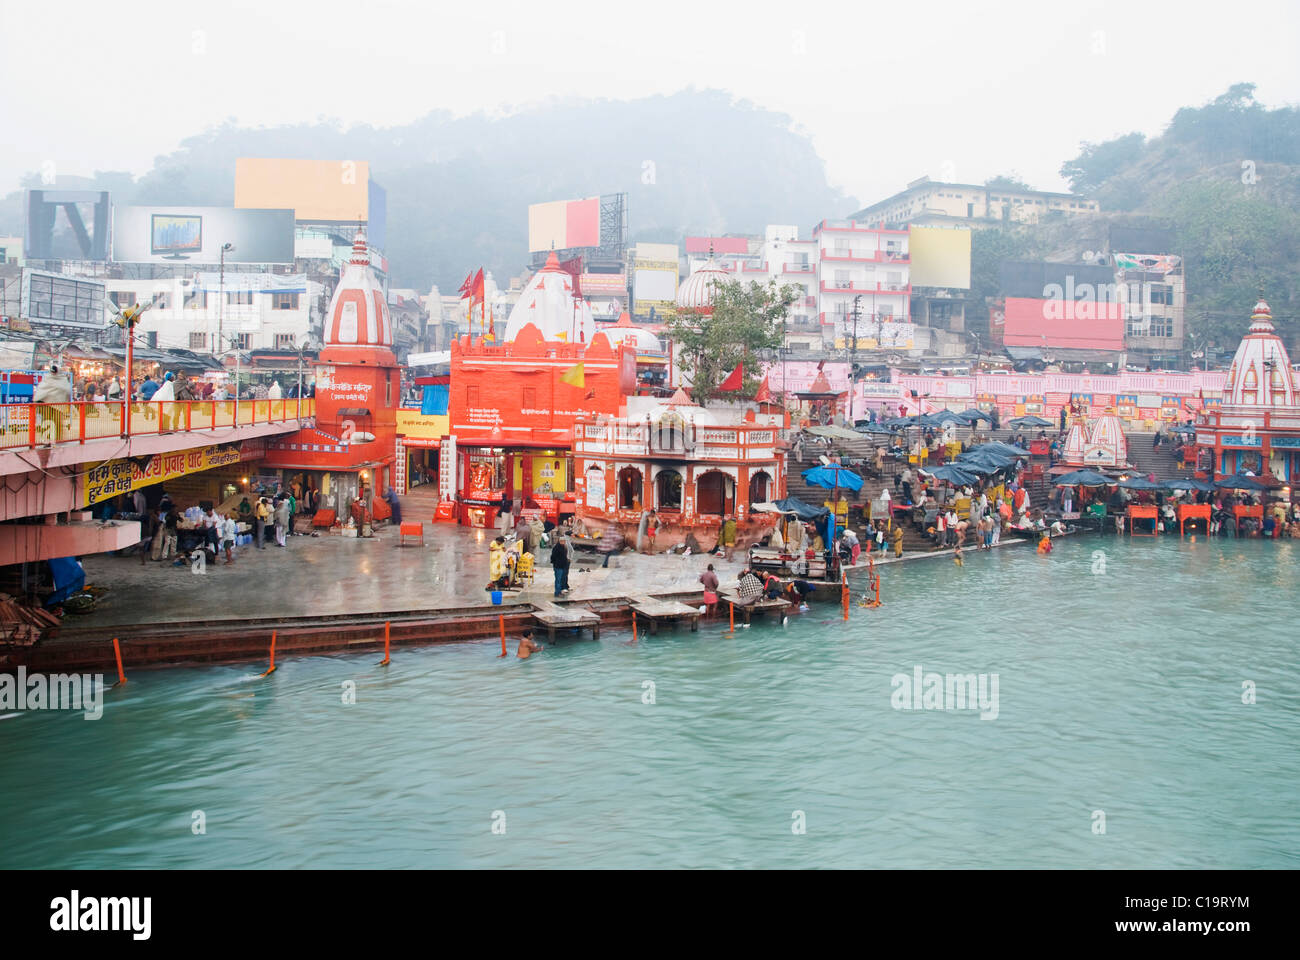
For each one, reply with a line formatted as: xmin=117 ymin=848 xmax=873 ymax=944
xmin=853 ymin=175 xmax=1099 ymax=228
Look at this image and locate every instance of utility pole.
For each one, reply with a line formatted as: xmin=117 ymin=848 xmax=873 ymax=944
xmin=849 ymin=294 xmax=862 ymax=424
xmin=218 ymin=242 xmax=234 ymax=362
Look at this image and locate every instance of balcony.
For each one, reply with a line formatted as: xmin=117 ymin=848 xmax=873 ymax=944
xmin=819 ymin=248 xmax=910 ymax=264
xmin=819 ymin=282 xmax=911 ymax=295
xmin=782 ymin=263 xmax=815 ymax=273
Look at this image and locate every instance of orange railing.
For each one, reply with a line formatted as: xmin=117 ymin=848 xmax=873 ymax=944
xmin=0 ymin=398 xmax=314 ymax=450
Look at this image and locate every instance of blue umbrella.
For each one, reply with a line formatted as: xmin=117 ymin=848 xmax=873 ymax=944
xmin=968 ymin=441 xmax=1031 ymax=458
xmin=1215 ymin=474 xmax=1267 ymax=491
xmin=921 ymin=464 xmax=980 ymax=486
xmin=1054 ymin=469 xmax=1115 ymax=487
xmin=1118 ymin=476 xmax=1170 ymax=491
xmin=1009 ymin=415 xmax=1053 ymax=428
xmin=801 ymin=464 xmax=864 ymax=493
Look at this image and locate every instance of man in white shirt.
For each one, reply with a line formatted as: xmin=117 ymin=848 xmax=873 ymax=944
xmin=268 ymin=380 xmax=283 ymax=400
xmin=221 ymin=514 xmax=238 ymax=564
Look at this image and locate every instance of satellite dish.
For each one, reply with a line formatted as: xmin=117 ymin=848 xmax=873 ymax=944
xmin=1081 ymin=250 xmax=1096 ymax=262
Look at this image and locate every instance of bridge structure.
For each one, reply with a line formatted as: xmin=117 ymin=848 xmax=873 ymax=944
xmin=0 ymin=398 xmax=314 ymax=564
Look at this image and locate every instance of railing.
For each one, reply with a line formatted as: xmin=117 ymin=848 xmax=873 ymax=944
xmin=820 ymin=282 xmax=912 ymax=295
xmin=819 ymin=248 xmax=909 ymax=263
xmin=0 ymin=398 xmax=315 ymax=450
xmin=783 ymin=263 xmax=815 ymax=273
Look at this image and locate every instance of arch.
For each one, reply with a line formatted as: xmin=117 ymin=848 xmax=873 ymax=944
xmin=748 ymin=470 xmax=772 ymax=507
xmin=618 ymin=466 xmax=643 ymax=510
xmin=655 ymin=469 xmax=682 ymax=511
xmin=696 ymin=470 xmax=734 ymax=517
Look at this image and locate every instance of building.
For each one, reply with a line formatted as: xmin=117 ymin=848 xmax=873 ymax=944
xmin=812 ymin=219 xmax=912 ymax=351
xmin=260 ymin=229 xmax=401 ymax=519
xmin=1194 ymin=297 xmax=1300 ymax=482
xmin=572 ymin=392 xmax=785 ymax=551
xmin=1107 ymin=225 xmax=1186 ymax=368
xmin=851 ymin=175 xmax=1099 ymax=228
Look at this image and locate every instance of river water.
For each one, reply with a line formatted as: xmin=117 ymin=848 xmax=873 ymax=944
xmin=2 ymin=536 xmax=1296 ymax=868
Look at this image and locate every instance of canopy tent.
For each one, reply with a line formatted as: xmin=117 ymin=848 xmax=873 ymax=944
xmin=1054 ymin=469 xmax=1116 ymax=487
xmin=920 ymin=464 xmax=981 ymax=486
xmin=804 ymin=425 xmax=863 ymax=441
xmin=1215 ymin=474 xmax=1268 ymax=491
xmin=1008 ymin=415 xmax=1054 ymax=428
xmin=801 ymin=464 xmax=864 ymax=493
xmin=1118 ymin=476 xmax=1169 ymax=491
xmin=752 ymin=497 xmax=830 ymax=521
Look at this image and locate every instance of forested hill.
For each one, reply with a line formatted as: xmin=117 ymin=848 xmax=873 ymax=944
xmin=0 ymin=89 xmax=854 ymax=291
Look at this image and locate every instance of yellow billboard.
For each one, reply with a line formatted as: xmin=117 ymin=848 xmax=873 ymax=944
xmin=83 ymin=444 xmax=245 ymax=506
xmin=908 ymin=226 xmax=971 ymax=289
xmin=395 ymin=411 xmax=449 ymax=440
xmin=235 ymin=158 xmax=371 ymax=222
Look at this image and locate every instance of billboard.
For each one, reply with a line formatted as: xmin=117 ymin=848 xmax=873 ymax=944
xmin=908 ymin=226 xmax=971 ymax=288
xmin=21 ymin=268 xmax=106 ymax=330
xmin=112 ymin=206 xmax=295 ymax=264
xmin=234 ymin=158 xmax=374 ymax=223
xmin=632 ymin=258 xmax=678 ymax=319
xmin=528 ymin=197 xmax=600 ymax=253
xmin=1003 ymin=297 xmax=1124 ymax=350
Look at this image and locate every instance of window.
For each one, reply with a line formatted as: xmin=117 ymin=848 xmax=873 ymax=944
xmin=146 ymin=332 xmax=158 ymax=348
xmin=1148 ymin=284 xmax=1173 ymax=306
xmin=522 ymin=386 xmax=537 ymax=409
xmin=151 ymin=291 xmax=170 ymax=309
xmin=189 ymin=332 xmax=207 ymax=350
xmin=275 ymin=333 xmax=296 ymax=349
xmin=835 ymin=269 xmax=851 ymax=287
xmin=273 ymin=292 xmax=300 ymax=310
xmin=227 ymin=291 xmax=254 ymax=306
xmin=618 ymin=467 xmax=642 ymax=510
xmin=235 ymin=334 xmax=252 ymax=350
xmin=655 ymin=470 xmax=682 ymax=510
xmin=110 ymin=290 xmax=135 ymax=308
xmin=466 ymin=385 xmax=480 ymax=408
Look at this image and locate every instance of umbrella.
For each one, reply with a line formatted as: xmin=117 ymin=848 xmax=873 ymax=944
xmin=854 ymin=422 xmax=896 ymax=435
xmin=956 ymin=408 xmax=993 ymax=424
xmin=1009 ymin=415 xmax=1054 ymax=428
xmin=968 ymin=441 xmax=1031 ymax=458
xmin=1215 ymin=474 xmax=1267 ymax=491
xmin=805 ymin=425 xmax=862 ymax=441
xmin=1054 ymin=469 xmax=1116 ymax=487
xmin=920 ymin=465 xmax=981 ymax=486
xmin=801 ymin=464 xmax=864 ymax=493
xmin=882 ymin=416 xmax=919 ymax=429
xmin=753 ymin=496 xmax=830 ymax=521
xmin=1118 ymin=476 xmax=1170 ymax=491
xmin=1168 ymin=478 xmax=1216 ymax=493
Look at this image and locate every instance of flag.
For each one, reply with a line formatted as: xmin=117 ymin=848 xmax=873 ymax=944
xmin=467 ymin=268 xmax=485 ymax=306
xmin=719 ymin=361 xmax=743 ymax=392
xmin=755 ymin=374 xmax=771 ymax=404
xmin=560 ymin=363 xmax=584 ymax=388
xmin=559 ymin=256 xmax=583 ymax=297
xmin=457 ymin=271 xmax=475 ymax=296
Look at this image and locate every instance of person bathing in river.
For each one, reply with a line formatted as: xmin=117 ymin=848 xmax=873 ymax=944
xmin=517 ymin=628 xmax=544 ymax=659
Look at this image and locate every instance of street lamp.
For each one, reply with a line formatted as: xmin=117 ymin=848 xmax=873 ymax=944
xmin=849 ymin=294 xmax=862 ymax=423
xmin=218 ymin=243 xmax=234 ymax=359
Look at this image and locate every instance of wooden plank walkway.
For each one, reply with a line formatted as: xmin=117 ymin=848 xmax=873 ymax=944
xmin=718 ymin=592 xmax=792 ymax=624
xmin=629 ymin=595 xmax=701 ymax=633
xmin=530 ymin=600 xmax=601 ymax=642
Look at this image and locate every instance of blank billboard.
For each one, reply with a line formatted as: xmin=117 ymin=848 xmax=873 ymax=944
xmin=528 ymin=197 xmax=601 ymax=253
xmin=235 ymin=158 xmax=373 ymax=223
xmin=112 ymin=206 xmax=295 ymax=264
xmin=633 ymin=268 xmax=677 ymax=302
xmin=908 ymin=226 xmax=971 ymax=288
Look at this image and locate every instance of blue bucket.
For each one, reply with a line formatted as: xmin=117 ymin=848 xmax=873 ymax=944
xmin=490 ymin=590 xmax=503 ymax=605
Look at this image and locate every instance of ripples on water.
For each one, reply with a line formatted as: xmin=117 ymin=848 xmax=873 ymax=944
xmin=1 ymin=537 xmax=1296 ymax=868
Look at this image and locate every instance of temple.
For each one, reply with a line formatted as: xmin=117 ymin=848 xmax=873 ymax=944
xmin=262 ymin=228 xmax=401 ymax=521
xmin=1193 ymin=297 xmax=1300 ymax=481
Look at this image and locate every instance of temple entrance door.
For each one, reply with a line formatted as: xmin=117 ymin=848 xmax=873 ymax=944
xmin=697 ymin=471 xmax=729 ymax=517
xmin=521 ymin=455 xmax=534 ymax=504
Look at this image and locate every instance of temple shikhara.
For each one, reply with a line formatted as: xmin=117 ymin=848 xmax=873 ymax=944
xmin=1194 ymin=297 xmax=1300 ymax=481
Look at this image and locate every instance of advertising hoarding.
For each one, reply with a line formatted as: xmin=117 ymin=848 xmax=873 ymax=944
xmin=528 ymin=197 xmax=601 ymax=253
xmin=112 ymin=206 xmax=295 ymax=264
xmin=632 ymin=258 xmax=678 ymax=318
xmin=21 ymin=269 xmax=106 ymax=330
xmin=234 ymin=158 xmax=373 ymax=223
xmin=908 ymin=226 xmax=971 ymax=288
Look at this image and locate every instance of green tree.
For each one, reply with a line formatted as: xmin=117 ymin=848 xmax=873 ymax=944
xmin=968 ymin=226 xmax=1037 ymax=316
xmin=983 ymin=174 xmax=1033 ymax=192
xmin=665 ymin=278 xmax=797 ymax=401
xmin=1059 ymin=132 xmax=1146 ymax=194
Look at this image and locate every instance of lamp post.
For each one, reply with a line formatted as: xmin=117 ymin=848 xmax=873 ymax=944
xmin=218 ymin=242 xmax=234 ymax=364
xmin=849 ymin=294 xmax=862 ymax=424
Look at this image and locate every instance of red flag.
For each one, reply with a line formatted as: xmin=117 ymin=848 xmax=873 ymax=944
xmin=457 ymin=271 xmax=475 ymax=296
xmin=559 ymin=256 xmax=583 ymax=297
xmin=467 ymin=268 xmax=485 ymax=306
xmin=719 ymin=361 xmax=744 ymax=392
xmin=755 ymin=374 xmax=771 ymax=404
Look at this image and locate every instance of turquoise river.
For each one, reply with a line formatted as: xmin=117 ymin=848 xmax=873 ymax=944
xmin=1 ymin=536 xmax=1296 ymax=868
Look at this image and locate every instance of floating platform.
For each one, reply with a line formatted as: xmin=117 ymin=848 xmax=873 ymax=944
xmin=629 ymin=595 xmax=701 ymax=633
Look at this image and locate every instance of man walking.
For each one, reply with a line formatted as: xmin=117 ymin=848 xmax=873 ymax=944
xmin=255 ymin=497 xmax=270 ymax=548
xmin=273 ymin=496 xmax=289 ymax=547
xmin=550 ymin=536 xmax=570 ymax=597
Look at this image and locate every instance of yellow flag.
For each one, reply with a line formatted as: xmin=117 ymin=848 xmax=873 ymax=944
xmin=560 ymin=363 xmax=584 ymax=388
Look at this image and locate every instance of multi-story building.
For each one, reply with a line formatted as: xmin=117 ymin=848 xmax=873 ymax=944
xmin=1107 ymin=225 xmax=1186 ymax=369
xmin=812 ymin=219 xmax=911 ymax=350
xmin=852 ymin=175 xmax=1099 ymax=228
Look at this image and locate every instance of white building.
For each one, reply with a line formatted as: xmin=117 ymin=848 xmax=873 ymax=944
xmin=102 ymin=272 xmax=320 ymax=354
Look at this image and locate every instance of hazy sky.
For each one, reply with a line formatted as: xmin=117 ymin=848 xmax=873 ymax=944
xmin=3 ymin=0 xmax=1298 ymax=208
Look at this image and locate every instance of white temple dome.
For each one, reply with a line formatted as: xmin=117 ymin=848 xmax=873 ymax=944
xmin=504 ymin=252 xmax=596 ymax=343
xmin=1221 ymin=297 xmax=1296 ymax=410
xmin=604 ymin=312 xmax=663 ymax=352
xmin=675 ymin=257 xmax=729 ymax=313
xmin=324 ymin=228 xmax=392 ymax=348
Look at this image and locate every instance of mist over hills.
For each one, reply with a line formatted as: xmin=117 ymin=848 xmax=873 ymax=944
xmin=0 ymin=89 xmax=855 ymax=291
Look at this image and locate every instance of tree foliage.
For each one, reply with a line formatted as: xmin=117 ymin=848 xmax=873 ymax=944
xmin=1059 ymin=132 xmax=1146 ymax=194
xmin=983 ymin=174 xmax=1033 ymax=192
xmin=664 ymin=279 xmax=797 ymax=401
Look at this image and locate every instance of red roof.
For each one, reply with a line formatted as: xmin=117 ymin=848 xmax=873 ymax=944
xmin=1003 ymin=297 xmax=1124 ymax=351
